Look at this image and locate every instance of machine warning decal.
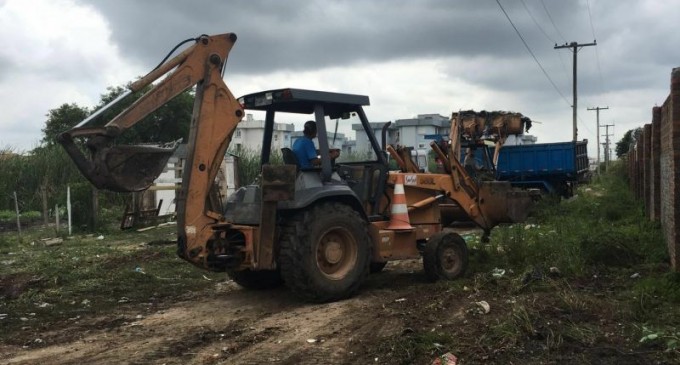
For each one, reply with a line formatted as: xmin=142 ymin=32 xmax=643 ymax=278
xmin=404 ymin=174 xmax=417 ymax=185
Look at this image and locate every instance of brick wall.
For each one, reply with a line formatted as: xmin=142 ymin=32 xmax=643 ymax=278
xmin=642 ymin=124 xmax=652 ymax=214
xmin=650 ymin=107 xmax=661 ymax=220
xmin=659 ymin=67 xmax=680 ymax=270
xmin=630 ymin=68 xmax=680 ymax=270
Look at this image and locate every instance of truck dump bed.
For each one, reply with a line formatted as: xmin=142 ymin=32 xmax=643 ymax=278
xmin=495 ymin=141 xmax=589 ymax=195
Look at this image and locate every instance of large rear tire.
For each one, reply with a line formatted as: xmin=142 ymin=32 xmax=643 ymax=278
xmin=423 ymin=232 xmax=468 ymax=282
xmin=279 ymin=202 xmax=371 ymax=302
xmin=227 ymin=269 xmax=283 ymax=290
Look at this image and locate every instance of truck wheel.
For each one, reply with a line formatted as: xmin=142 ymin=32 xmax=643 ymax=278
xmin=279 ymin=202 xmax=371 ymax=302
xmin=423 ymin=232 xmax=468 ymax=282
xmin=227 ymin=269 xmax=283 ymax=290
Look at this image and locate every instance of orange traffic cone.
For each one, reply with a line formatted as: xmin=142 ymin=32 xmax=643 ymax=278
xmin=387 ymin=174 xmax=414 ymax=230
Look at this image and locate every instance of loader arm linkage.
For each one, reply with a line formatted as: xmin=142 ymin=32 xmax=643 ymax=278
xmin=57 ymin=33 xmax=244 ymax=270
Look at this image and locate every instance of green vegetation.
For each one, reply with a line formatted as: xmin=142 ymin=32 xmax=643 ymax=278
xmin=376 ymin=161 xmax=679 ymax=364
xmin=0 ymin=224 xmax=223 ymax=345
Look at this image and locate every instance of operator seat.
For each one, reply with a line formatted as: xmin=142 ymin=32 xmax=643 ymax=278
xmin=281 ymin=148 xmax=299 ymax=167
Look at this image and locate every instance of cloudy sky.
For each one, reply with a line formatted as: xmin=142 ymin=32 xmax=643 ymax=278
xmin=1 ymin=0 xmax=678 ymax=159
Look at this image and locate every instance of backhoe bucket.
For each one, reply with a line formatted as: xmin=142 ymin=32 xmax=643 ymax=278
xmin=92 ymin=144 xmax=177 ymax=192
xmin=59 ymin=133 xmax=177 ymax=192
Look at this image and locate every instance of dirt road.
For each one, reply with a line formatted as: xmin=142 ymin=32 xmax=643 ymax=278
xmin=1 ymin=260 xmax=452 ymax=365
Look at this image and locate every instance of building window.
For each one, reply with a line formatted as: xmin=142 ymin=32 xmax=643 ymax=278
xmin=274 ymin=134 xmax=279 ymax=141
xmin=236 ymin=130 xmax=241 ymax=138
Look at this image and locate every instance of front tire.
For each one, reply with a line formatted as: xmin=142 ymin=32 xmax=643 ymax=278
xmin=423 ymin=232 xmax=468 ymax=282
xmin=279 ymin=202 xmax=371 ymax=302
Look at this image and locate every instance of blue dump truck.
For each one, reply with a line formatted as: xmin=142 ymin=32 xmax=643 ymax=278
xmin=494 ymin=140 xmax=590 ymax=197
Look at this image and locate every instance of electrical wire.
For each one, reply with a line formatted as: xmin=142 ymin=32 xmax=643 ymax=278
xmin=495 ymin=0 xmax=571 ymax=108
xmin=586 ymin=0 xmax=606 ymax=96
xmin=520 ymin=0 xmax=571 ymax=88
xmin=540 ymin=0 xmax=566 ymax=43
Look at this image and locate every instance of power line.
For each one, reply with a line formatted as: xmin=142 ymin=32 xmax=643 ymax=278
xmin=540 ymin=0 xmax=567 ymax=43
xmin=520 ymin=0 xmax=555 ymax=44
xmin=520 ymin=0 xmax=571 ymax=86
xmin=495 ymin=0 xmax=571 ymax=108
xmin=585 ymin=0 xmax=606 ymax=96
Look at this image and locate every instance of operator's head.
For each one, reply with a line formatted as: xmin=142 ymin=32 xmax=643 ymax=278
xmin=303 ymin=120 xmax=317 ymax=138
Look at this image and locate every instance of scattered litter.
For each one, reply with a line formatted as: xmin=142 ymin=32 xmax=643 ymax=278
xmin=35 ymin=302 xmax=51 ymax=308
xmin=491 ymin=268 xmax=505 ymax=279
xmin=134 ymin=267 xmax=146 ymax=274
xmin=433 ymin=342 xmax=444 ymax=349
xmin=549 ymin=267 xmax=561 ymax=277
xmin=34 ymin=338 xmax=44 ymax=344
xmin=136 ymin=314 xmax=144 ymax=319
xmin=463 ymin=286 xmax=470 ymax=291
xmin=118 ymin=297 xmax=130 ymax=303
xmin=0 ymin=314 xmax=7 ymax=320
xmin=44 ymin=238 xmax=63 ymax=246
xmin=475 ymin=301 xmax=491 ymax=314
xmin=96 ymin=235 xmax=104 ymax=240
xmin=306 ymin=338 xmax=317 ymax=343
xmin=432 ymin=352 xmax=458 ymax=365
xmin=1 ymin=260 xmax=16 ymax=265
xmin=81 ymin=299 xmax=91 ymax=306
xmin=394 ymin=298 xmax=406 ymax=302
xmin=20 ymin=317 xmax=29 ymax=321
xmin=202 ymin=275 xmax=213 ymax=281
xmin=29 ymin=312 xmax=36 ymax=316
xmin=375 ymin=358 xmax=379 ymax=362
xmin=630 ymin=272 xmax=641 ymax=279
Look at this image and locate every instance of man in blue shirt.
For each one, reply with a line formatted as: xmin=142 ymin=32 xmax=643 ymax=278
xmin=292 ymin=121 xmax=340 ymax=169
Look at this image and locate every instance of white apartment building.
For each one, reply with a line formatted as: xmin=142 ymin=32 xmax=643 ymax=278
xmin=352 ymin=114 xmax=450 ymax=153
xmin=231 ymin=114 xmax=294 ymax=152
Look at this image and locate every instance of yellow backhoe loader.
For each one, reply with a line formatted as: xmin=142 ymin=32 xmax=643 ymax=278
xmin=59 ymin=33 xmax=532 ymax=302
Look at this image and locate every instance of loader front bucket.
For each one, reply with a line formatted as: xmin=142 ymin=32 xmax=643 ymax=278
xmin=59 ymin=133 xmax=177 ymax=192
xmin=477 ymin=181 xmax=533 ymax=226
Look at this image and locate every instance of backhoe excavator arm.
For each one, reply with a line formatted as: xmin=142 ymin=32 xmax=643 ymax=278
xmin=58 ymin=33 xmax=245 ymax=270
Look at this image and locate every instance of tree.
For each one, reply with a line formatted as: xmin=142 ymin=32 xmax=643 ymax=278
xmin=615 ymin=128 xmax=641 ymax=158
xmin=41 ymin=103 xmax=89 ymax=145
xmin=91 ymin=85 xmax=195 ymax=144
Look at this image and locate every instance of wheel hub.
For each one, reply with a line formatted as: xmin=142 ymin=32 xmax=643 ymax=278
xmin=441 ymin=247 xmax=460 ymax=272
xmin=316 ymin=228 xmax=358 ymax=280
xmin=324 ymin=241 xmax=344 ymax=264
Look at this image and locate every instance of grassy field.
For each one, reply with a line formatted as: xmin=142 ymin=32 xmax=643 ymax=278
xmin=1 ymin=163 xmax=679 ymax=364
xmin=372 ymin=167 xmax=680 ymax=364
xmin=0 ymin=223 xmax=224 ymax=345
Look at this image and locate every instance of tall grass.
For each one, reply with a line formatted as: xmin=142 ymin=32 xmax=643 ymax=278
xmin=476 ymin=160 xmax=665 ymax=277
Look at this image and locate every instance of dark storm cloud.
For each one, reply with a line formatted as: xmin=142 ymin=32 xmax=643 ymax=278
xmin=78 ymin=0 xmax=586 ymax=76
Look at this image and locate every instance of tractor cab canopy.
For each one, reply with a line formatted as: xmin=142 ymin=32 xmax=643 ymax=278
xmin=237 ymin=88 xmax=385 ymax=181
xmin=238 ymin=88 xmax=369 ymax=118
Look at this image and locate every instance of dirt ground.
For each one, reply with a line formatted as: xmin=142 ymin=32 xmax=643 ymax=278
xmin=0 ymin=259 xmax=451 ymax=365
xmin=0 ymin=229 xmax=674 ymax=365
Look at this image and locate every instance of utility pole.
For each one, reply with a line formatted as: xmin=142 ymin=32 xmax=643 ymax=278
xmin=555 ymin=41 xmax=597 ymax=141
xmin=601 ymin=123 xmax=614 ymax=171
xmin=588 ymin=106 xmax=609 ymax=174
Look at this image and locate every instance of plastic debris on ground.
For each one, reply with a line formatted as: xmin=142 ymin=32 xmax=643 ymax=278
xmin=432 ymin=352 xmax=458 ymax=365
xmin=491 ymin=268 xmax=505 ymax=278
